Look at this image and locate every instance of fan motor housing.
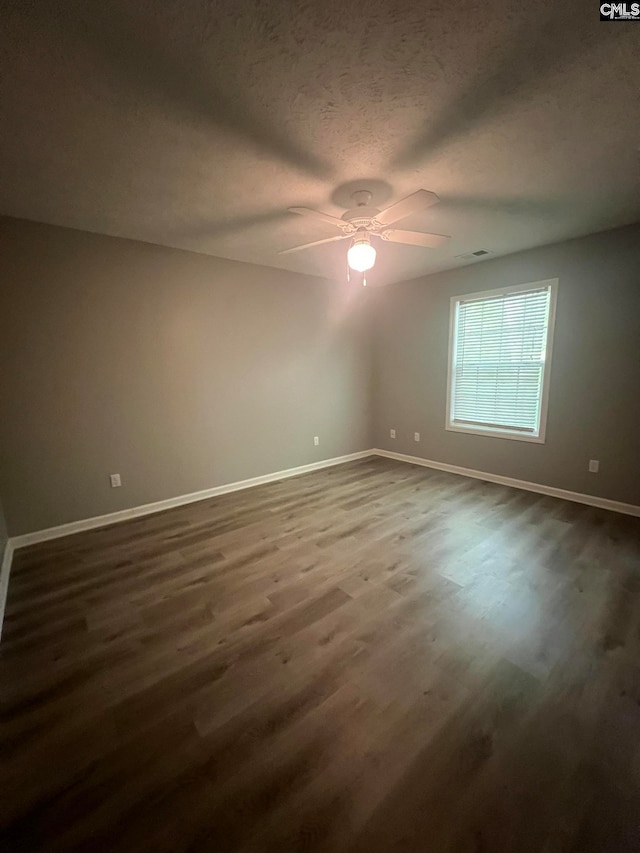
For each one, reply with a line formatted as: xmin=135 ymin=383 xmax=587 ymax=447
xmin=341 ymin=206 xmax=381 ymax=229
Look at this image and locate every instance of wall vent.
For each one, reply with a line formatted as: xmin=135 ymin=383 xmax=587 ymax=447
xmin=455 ymin=249 xmax=492 ymax=261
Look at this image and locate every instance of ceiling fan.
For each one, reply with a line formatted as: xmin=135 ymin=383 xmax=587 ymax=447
xmin=279 ymin=189 xmax=449 ymax=280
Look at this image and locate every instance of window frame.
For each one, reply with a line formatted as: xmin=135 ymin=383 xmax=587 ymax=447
xmin=445 ymin=278 xmax=558 ymax=444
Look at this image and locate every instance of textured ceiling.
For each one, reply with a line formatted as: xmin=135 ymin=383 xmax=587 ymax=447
xmin=1 ymin=0 xmax=639 ymax=286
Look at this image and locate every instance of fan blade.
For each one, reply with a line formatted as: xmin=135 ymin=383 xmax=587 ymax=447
xmin=381 ymin=229 xmax=449 ymax=248
xmin=278 ymin=235 xmax=348 ymax=255
xmin=288 ymin=207 xmax=347 ymax=229
xmin=374 ymin=190 xmax=440 ymax=226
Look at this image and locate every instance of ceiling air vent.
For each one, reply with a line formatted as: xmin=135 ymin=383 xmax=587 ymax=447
xmin=455 ymin=249 xmax=492 ymax=261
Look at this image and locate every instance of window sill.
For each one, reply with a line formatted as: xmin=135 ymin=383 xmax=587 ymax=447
xmin=445 ymin=423 xmax=546 ymax=444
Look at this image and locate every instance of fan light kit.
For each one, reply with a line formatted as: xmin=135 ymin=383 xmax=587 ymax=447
xmin=347 ymin=233 xmax=376 ymax=272
xmin=279 ymin=188 xmax=450 ymax=283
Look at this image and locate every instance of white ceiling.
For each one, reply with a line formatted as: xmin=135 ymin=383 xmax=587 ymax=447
xmin=1 ymin=0 xmax=639 ymax=286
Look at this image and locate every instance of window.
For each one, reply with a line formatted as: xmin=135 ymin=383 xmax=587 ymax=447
xmin=446 ymin=279 xmax=557 ymax=442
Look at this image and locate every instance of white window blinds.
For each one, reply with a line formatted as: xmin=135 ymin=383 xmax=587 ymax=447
xmin=448 ymin=282 xmax=556 ymax=440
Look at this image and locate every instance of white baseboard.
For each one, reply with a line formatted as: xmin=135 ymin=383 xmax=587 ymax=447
xmin=3 ymin=446 xmax=637 ymax=642
xmin=7 ymin=447 xmax=639 ymax=550
xmin=373 ymin=448 xmax=640 ymax=517
xmin=0 ymin=540 xmax=15 ymax=642
xmin=0 ymin=450 xmax=375 ymax=639
xmin=9 ymin=450 xmax=375 ymax=550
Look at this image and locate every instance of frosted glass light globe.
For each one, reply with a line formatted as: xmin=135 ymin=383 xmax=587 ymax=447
xmin=347 ymin=240 xmax=376 ymax=272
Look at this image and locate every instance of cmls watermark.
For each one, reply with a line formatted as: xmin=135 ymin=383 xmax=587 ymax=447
xmin=600 ymin=2 xmax=640 ymax=18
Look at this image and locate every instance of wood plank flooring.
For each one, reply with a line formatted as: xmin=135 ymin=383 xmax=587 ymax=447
xmin=1 ymin=457 xmax=640 ymax=852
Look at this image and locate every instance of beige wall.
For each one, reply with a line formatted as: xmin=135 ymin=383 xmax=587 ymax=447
xmin=1 ymin=217 xmax=638 ymax=537
xmin=0 ymin=218 xmax=373 ymax=536
xmin=372 ymin=224 xmax=640 ymax=506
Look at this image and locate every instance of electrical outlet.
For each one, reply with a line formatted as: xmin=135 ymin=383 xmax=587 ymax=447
xmin=414 ymin=432 xmax=420 ymax=442
xmin=588 ymin=459 xmax=599 ymax=473
xmin=109 ymin=473 xmax=122 ymax=488
xmin=313 ymin=436 xmax=319 ymax=446
xmin=390 ymin=429 xmax=396 ymax=439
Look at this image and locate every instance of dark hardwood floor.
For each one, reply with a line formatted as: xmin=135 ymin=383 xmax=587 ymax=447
xmin=2 ymin=457 xmax=640 ymax=852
